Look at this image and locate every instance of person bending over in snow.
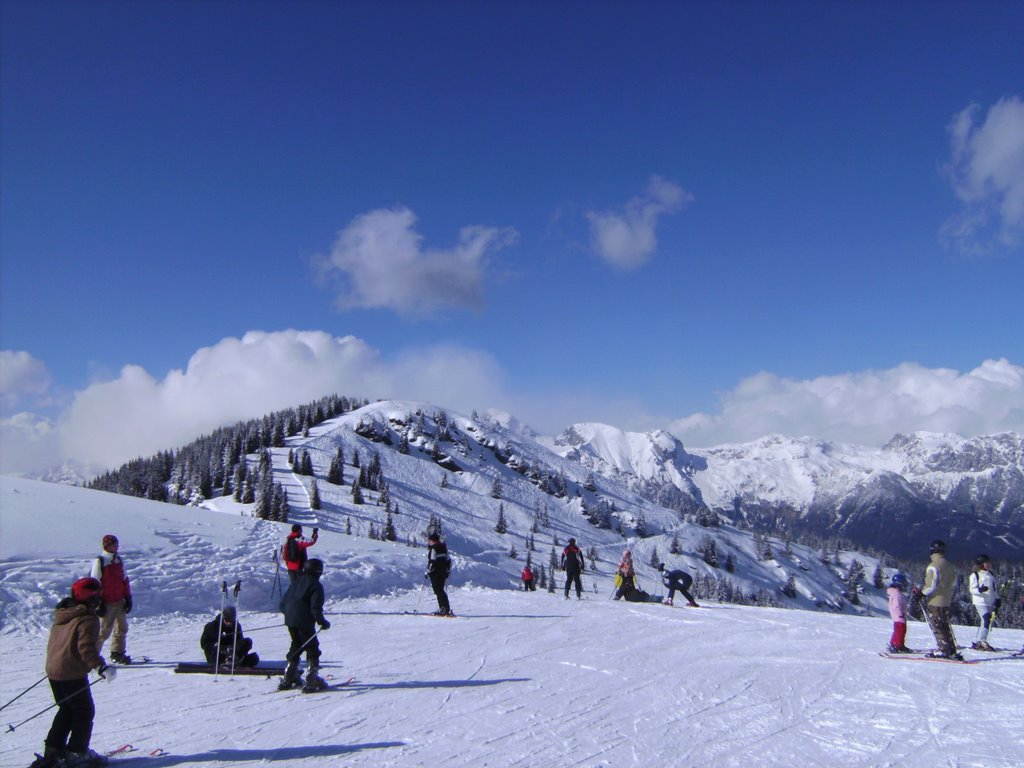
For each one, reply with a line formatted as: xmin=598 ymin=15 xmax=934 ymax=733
xmin=913 ymin=539 xmax=962 ymax=660
xmin=886 ymin=573 xmax=911 ymax=653
xmin=658 ymin=563 xmax=699 ymax=607
xmin=200 ymin=605 xmax=260 ymax=668
xmin=612 ymin=549 xmax=636 ymax=600
xmin=279 ymin=558 xmax=330 ymax=691
xmin=32 ymin=577 xmax=113 ymax=768
xmin=426 ymin=533 xmax=454 ymax=615
xmin=89 ymin=534 xmax=133 ymax=664
xmin=968 ymin=554 xmax=1000 ymax=651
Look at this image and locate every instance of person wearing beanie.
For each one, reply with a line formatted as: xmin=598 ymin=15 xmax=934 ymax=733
xmin=281 ymin=524 xmax=319 ymax=582
xmin=200 ymin=605 xmax=260 ymax=668
xmin=88 ymin=534 xmax=133 ymax=664
xmin=33 ymin=577 xmax=111 ymax=768
xmin=969 ymin=554 xmax=1000 ymax=651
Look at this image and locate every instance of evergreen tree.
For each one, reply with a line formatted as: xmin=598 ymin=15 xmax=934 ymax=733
xmin=309 ymin=479 xmax=321 ymax=511
xmin=351 ymin=477 xmax=364 ymax=505
xmin=426 ymin=513 xmax=442 ymax=540
xmin=669 ymin=532 xmax=682 ymax=555
xmin=509 ymin=545 xmax=518 ymax=559
xmin=648 ymin=546 xmax=660 ymax=568
xmin=699 ymin=535 xmax=720 ymax=567
xmin=440 ymin=472 xmax=449 ymax=489
xmin=724 ymin=552 xmax=735 ymax=573
xmin=872 ymin=563 xmax=885 ymax=589
xmin=495 ymin=504 xmax=508 ymax=534
xmin=491 ymin=477 xmax=503 ymax=499
xmin=345 ymin=516 xmax=352 ymax=535
xmin=782 ymin=574 xmax=798 ymax=598
xmin=384 ymin=510 xmax=397 ymax=542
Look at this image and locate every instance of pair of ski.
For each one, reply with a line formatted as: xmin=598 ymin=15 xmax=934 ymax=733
xmin=277 ymin=675 xmax=356 ymax=694
xmin=878 ymin=651 xmax=977 ymax=665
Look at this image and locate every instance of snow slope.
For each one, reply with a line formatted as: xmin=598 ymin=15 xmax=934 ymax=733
xmin=2 ymin=477 xmax=1023 ymax=768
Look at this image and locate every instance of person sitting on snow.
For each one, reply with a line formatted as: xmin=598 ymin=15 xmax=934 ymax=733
xmin=200 ymin=605 xmax=259 ymax=668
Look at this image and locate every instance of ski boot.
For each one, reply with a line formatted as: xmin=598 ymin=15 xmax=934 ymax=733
xmin=109 ymin=652 xmax=132 ymax=665
xmin=971 ymin=641 xmax=996 ymax=652
xmin=663 ymin=598 xmax=674 ymax=606
xmin=302 ymin=665 xmax=328 ymax=693
xmin=62 ymin=749 xmax=109 ymax=767
xmin=278 ymin=662 xmax=302 ymax=691
xmin=687 ymin=601 xmax=700 ymax=608
xmin=29 ymin=746 xmax=68 ymax=768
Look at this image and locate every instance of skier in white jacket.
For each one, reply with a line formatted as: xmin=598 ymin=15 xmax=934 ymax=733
xmin=968 ymin=554 xmax=999 ymax=651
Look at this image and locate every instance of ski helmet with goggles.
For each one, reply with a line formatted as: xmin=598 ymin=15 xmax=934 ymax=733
xmin=303 ymin=558 xmax=324 ymax=575
xmin=71 ymin=577 xmax=103 ymax=603
xmin=929 ymin=539 xmax=946 ymax=555
xmin=890 ymin=573 xmax=908 ymax=587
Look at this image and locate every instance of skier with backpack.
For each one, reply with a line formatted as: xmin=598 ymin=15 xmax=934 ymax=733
xmin=281 ymin=525 xmax=319 ymax=582
xmin=426 ymin=533 xmax=454 ymax=616
xmin=31 ymin=577 xmax=112 ymax=768
xmin=561 ymin=538 xmax=585 ymax=600
xmin=279 ymin=558 xmax=330 ymax=692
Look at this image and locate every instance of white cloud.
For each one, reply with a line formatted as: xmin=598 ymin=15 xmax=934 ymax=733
xmin=54 ymin=330 xmax=512 ymax=471
xmin=0 ymin=411 xmax=59 ymax=476
xmin=315 ymin=207 xmax=518 ymax=315
xmin=942 ymin=95 xmax=1024 ymax=255
xmin=585 ymin=176 xmax=693 ymax=268
xmin=669 ymin=359 xmax=1024 ymax=448
xmin=0 ymin=350 xmax=53 ymax=411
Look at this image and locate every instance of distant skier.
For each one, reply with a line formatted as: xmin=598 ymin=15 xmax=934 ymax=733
xmin=885 ymin=573 xmax=911 ymax=653
xmin=968 ymin=554 xmax=999 ymax=651
xmin=426 ymin=533 xmax=454 ymax=616
xmin=521 ymin=565 xmax=536 ymax=591
xmin=200 ymin=605 xmax=260 ymax=668
xmin=561 ymin=538 xmax=585 ymax=600
xmin=33 ymin=577 xmax=112 ymax=768
xmin=613 ymin=549 xmax=636 ymax=600
xmin=282 ymin=524 xmax=319 ymax=582
xmin=658 ymin=563 xmax=699 ymax=607
xmin=89 ymin=534 xmax=133 ymax=664
xmin=913 ymin=539 xmax=962 ymax=660
xmin=279 ymin=558 xmax=330 ymax=692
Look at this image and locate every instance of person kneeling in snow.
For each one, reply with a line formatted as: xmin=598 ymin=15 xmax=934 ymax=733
xmin=658 ymin=563 xmax=699 ymax=607
xmin=200 ymin=606 xmax=259 ymax=668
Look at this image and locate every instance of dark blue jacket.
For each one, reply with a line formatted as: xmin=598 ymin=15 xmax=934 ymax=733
xmin=280 ymin=573 xmax=325 ymax=630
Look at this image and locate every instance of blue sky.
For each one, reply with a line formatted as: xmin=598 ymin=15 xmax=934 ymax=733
xmin=1 ymin=0 xmax=1023 ymax=474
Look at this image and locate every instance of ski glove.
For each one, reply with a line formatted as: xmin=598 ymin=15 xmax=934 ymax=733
xmin=318 ymin=619 xmax=331 ymax=630
xmin=124 ymin=595 xmax=133 ymax=613
xmin=98 ymin=663 xmax=117 ymax=683
xmin=979 ymin=586 xmax=989 ymax=593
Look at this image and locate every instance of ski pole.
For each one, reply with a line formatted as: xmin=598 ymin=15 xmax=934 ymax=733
xmin=214 ymin=581 xmax=227 ymax=681
xmin=230 ymin=580 xmax=242 ymax=678
xmin=271 ymin=551 xmax=282 ymax=601
xmin=242 ymin=622 xmax=285 ymax=633
xmin=6 ymin=677 xmax=103 ymax=733
xmin=285 ymin=628 xmax=321 ymax=664
xmin=0 ymin=675 xmax=47 ymax=712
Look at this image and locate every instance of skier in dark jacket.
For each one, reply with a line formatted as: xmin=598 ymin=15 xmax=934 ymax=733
xmin=658 ymin=563 xmax=699 ymax=607
xmin=34 ymin=577 xmax=111 ymax=768
xmin=561 ymin=538 xmax=585 ymax=599
xmin=200 ymin=606 xmax=259 ymax=668
xmin=426 ymin=533 xmax=453 ymax=616
xmin=279 ymin=558 xmax=330 ymax=690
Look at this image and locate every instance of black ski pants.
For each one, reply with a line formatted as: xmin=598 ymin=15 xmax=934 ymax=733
xmin=430 ymin=573 xmax=451 ymax=613
xmin=46 ymin=678 xmax=94 ymax=753
xmin=564 ymin=570 xmax=582 ymax=598
xmin=667 ymin=575 xmax=697 ymax=605
xmin=286 ymin=625 xmax=320 ymax=668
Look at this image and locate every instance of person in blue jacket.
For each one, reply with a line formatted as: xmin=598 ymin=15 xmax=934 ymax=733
xmin=279 ymin=558 xmax=330 ymax=690
xmin=658 ymin=563 xmax=699 ymax=607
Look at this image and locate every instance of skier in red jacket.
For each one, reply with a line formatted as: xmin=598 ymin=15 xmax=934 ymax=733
xmin=282 ymin=525 xmax=319 ymax=582
xmin=89 ymin=534 xmax=133 ymax=664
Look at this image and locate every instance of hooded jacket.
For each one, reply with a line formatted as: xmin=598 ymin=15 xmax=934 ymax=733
xmin=46 ymin=599 xmax=104 ymax=681
xmin=969 ymin=569 xmax=998 ymax=613
xmin=280 ymin=572 xmax=326 ymax=630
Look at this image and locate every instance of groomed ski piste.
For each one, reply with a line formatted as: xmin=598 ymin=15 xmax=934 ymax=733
xmin=2 ymin=477 xmax=1023 ymax=768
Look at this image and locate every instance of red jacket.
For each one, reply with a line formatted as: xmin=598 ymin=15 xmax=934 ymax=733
xmin=282 ymin=532 xmax=316 ymax=572
xmin=90 ymin=552 xmax=131 ymax=604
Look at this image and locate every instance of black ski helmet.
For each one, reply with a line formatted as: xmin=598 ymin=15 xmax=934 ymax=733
xmin=304 ymin=558 xmax=324 ymax=575
xmin=975 ymin=553 xmax=991 ymax=566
